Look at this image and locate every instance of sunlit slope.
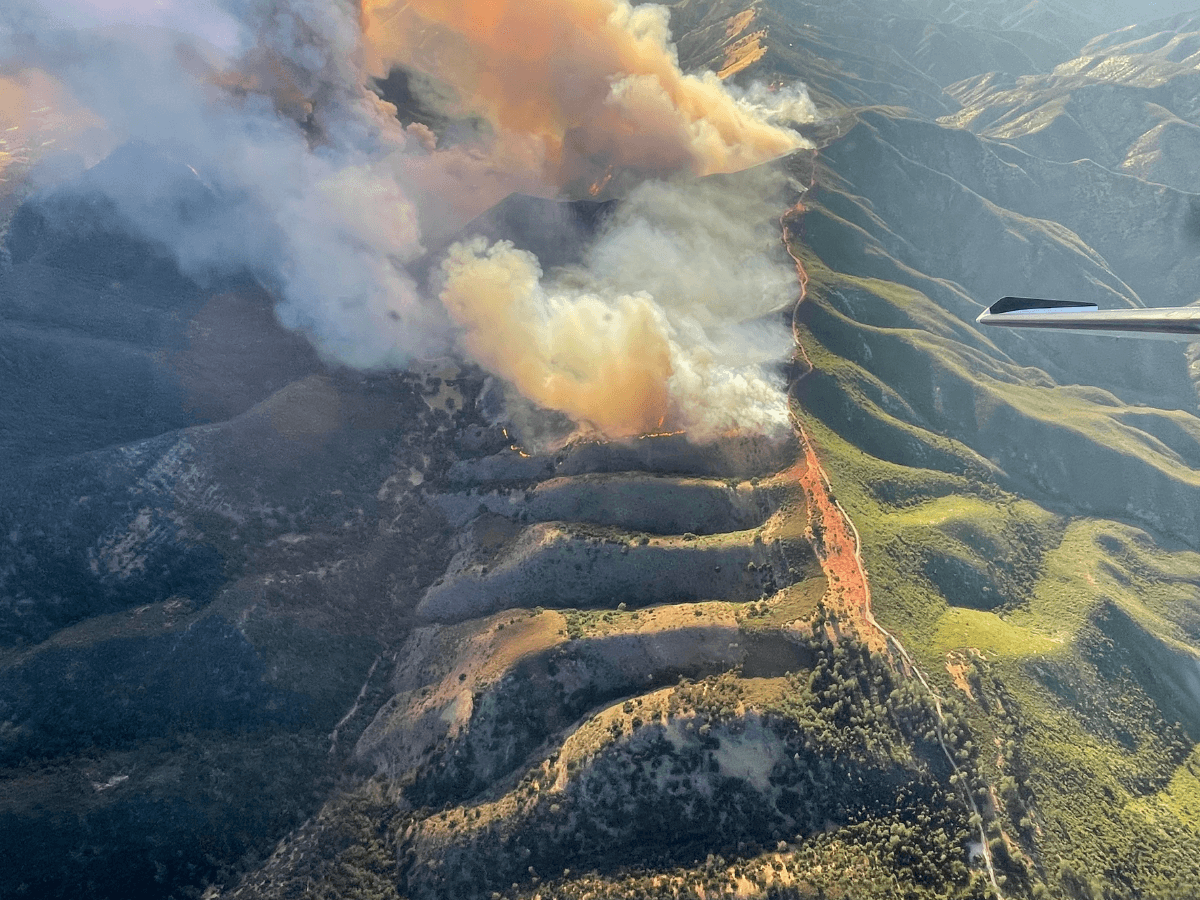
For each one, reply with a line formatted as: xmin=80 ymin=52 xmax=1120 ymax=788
xmin=945 ymin=14 xmax=1200 ymax=193
xmin=11 ymin=1 xmax=1200 ymax=898
xmin=791 ymin=399 xmax=1200 ymax=896
xmin=791 ymin=252 xmax=1200 ymax=897
xmin=223 ymin=403 xmax=1009 ymax=900
xmin=772 ymin=11 xmax=1200 ymax=893
xmin=796 ymin=243 xmax=1200 ymax=538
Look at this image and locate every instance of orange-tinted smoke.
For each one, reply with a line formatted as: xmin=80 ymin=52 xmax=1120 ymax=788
xmin=439 ymin=238 xmax=673 ymax=437
xmin=359 ymin=0 xmax=801 ymax=195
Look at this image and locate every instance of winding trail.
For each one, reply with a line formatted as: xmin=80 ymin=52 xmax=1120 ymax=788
xmin=780 ymin=201 xmax=1004 ymax=898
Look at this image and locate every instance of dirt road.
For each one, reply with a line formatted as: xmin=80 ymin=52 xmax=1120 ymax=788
xmin=780 ymin=202 xmax=1004 ymax=897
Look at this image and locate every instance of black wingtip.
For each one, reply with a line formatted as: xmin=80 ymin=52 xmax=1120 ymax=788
xmin=978 ymin=297 xmax=1100 ymax=323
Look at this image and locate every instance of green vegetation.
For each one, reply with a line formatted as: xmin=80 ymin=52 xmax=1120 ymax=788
xmin=226 ymin=786 xmax=402 ymax=900
xmin=791 ymin=209 xmax=1200 ymax=898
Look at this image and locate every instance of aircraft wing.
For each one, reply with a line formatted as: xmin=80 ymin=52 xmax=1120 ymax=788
xmin=977 ymin=297 xmax=1200 ymax=339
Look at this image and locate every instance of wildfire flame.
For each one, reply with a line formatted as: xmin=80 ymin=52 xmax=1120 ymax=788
xmin=588 ymin=167 xmax=614 ymax=197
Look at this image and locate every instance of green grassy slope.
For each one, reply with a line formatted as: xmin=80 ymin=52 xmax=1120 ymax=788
xmin=768 ymin=5 xmax=1200 ymax=887
xmin=793 ymin=239 xmax=1200 ymax=896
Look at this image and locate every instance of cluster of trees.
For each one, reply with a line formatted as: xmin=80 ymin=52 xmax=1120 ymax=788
xmin=391 ymin=629 xmax=1009 ymax=899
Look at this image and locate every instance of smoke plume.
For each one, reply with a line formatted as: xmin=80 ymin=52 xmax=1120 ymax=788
xmin=440 ymin=169 xmax=798 ymax=439
xmin=0 ymin=0 xmax=814 ymax=439
xmin=359 ymin=0 xmax=804 ymax=194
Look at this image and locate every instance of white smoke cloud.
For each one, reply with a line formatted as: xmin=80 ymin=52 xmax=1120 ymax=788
xmin=3 ymin=0 xmax=446 ymax=367
xmin=440 ymin=166 xmax=798 ymax=440
xmin=732 ymin=81 xmax=820 ymax=130
xmin=0 ymin=0 xmax=816 ymax=438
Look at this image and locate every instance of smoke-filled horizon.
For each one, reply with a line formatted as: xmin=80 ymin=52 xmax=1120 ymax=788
xmin=0 ymin=0 xmax=816 ymax=440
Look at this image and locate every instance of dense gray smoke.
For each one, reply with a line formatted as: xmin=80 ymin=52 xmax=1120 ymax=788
xmin=0 ymin=0 xmax=815 ymax=438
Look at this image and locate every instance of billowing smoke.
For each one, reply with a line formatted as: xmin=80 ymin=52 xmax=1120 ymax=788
xmin=0 ymin=0 xmax=814 ymax=439
xmin=359 ymin=0 xmax=804 ymax=195
xmin=440 ymin=169 xmax=798 ymax=439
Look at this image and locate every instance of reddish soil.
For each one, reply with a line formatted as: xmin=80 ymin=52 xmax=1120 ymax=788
xmin=781 ymin=204 xmax=885 ymax=653
xmin=782 ymin=202 xmax=1005 ymax=894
